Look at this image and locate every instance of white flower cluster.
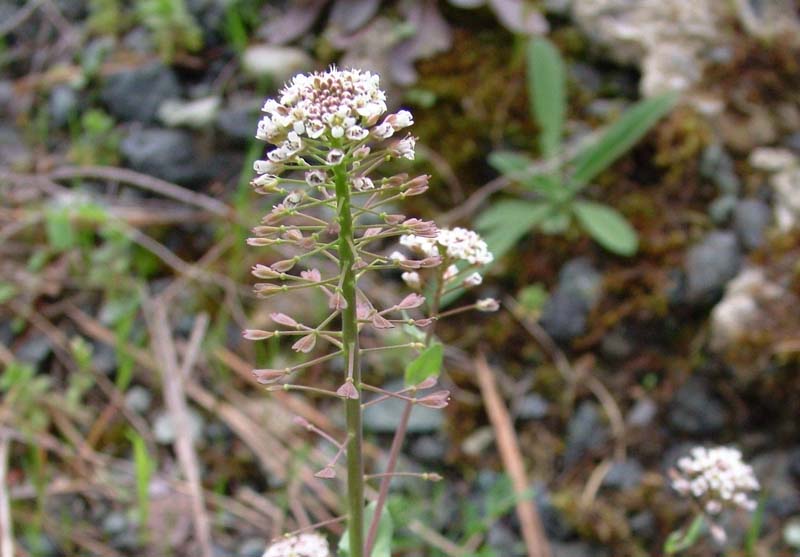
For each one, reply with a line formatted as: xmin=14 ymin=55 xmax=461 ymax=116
xmin=252 ymin=67 xmax=417 ymax=184
xmin=671 ymin=446 xmax=760 ymax=515
xmin=397 ymin=227 xmax=493 ymax=291
xmin=262 ymin=533 xmax=330 ymax=557
xmin=400 ymin=227 xmax=493 ymax=266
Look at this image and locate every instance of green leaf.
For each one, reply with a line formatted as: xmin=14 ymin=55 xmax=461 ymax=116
xmin=476 ymin=200 xmax=552 ymax=260
xmin=570 ymin=92 xmax=677 ymax=189
xmin=405 ymin=343 xmax=443 ymax=387
xmin=664 ymin=515 xmax=705 ymax=555
xmin=488 ymin=150 xmax=536 ymax=181
xmin=527 ymin=38 xmax=566 ymax=158
xmin=339 ymin=502 xmax=393 ymax=557
xmin=45 ymin=209 xmax=76 ymax=251
xmin=573 ymin=200 xmax=638 ymax=256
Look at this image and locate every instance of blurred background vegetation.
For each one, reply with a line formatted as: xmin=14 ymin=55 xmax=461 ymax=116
xmin=1 ymin=1 xmax=800 ymax=556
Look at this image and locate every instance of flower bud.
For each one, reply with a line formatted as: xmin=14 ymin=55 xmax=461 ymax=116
xmin=476 ymin=298 xmax=500 ymax=312
xmin=271 ymin=313 xmax=299 ymax=327
xmin=292 ymin=334 xmax=317 ymax=353
xmin=242 ymin=329 xmax=274 ymax=340
xmin=301 ymin=268 xmax=321 ymax=282
xmin=252 ymin=264 xmax=280 ymax=279
xmin=253 ymin=368 xmax=288 ymax=384
xmin=417 ymin=390 xmax=450 ymax=409
xmin=396 ymin=293 xmax=425 ymax=310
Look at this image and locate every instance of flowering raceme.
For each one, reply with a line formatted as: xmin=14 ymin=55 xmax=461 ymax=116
xmin=247 ymin=66 xmax=497 ymax=557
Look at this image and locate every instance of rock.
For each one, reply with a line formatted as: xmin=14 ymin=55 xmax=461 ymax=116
xmin=241 ymin=45 xmax=313 ymax=82
xmin=462 ymin=426 xmax=495 ymax=456
xmin=626 ymin=397 xmax=657 ymax=427
xmin=564 ymin=401 xmax=608 ymax=466
xmin=410 ymin=435 xmax=447 ymax=462
xmin=710 ymin=267 xmax=784 ymax=354
xmin=600 ymin=328 xmax=634 ymax=360
xmin=701 ymin=143 xmax=740 ymax=196
xmin=236 ymin=537 xmax=265 ymax=557
xmin=153 ymin=409 xmax=205 ymax=445
xmin=571 ymin=0 xmax=723 ymax=96
xmin=49 ymin=85 xmax=79 ymax=128
xmin=602 ymin=458 xmax=644 ymax=490
xmin=733 ymin=199 xmax=771 ymax=249
xmin=125 ymin=386 xmax=153 ymax=413
xmin=630 ymin=511 xmax=656 ymax=539
xmin=91 ymin=342 xmax=117 ymax=375
xmin=749 ymin=148 xmax=800 ymax=231
xmin=158 ymin=96 xmax=220 ymax=128
xmin=102 ymin=511 xmax=128 ymax=536
xmin=101 ymin=64 xmax=181 ymax=122
xmin=735 ymin=0 xmax=800 ymax=41
xmin=0 ymin=125 xmax=31 ymax=169
xmin=16 ymin=335 xmax=51 ymax=367
xmin=363 ymin=381 xmax=443 ymax=434
xmin=516 ymin=393 xmax=549 ymax=420
xmin=785 ymin=131 xmax=800 ymax=153
xmin=788 ymin=447 xmax=800 ymax=480
xmin=539 ymin=258 xmax=602 ymax=342
xmin=487 ymin=522 xmax=519 ymax=554
xmin=121 ymin=128 xmax=209 ymax=185
xmin=215 ymin=100 xmax=261 ymax=144
xmin=668 ymin=379 xmax=727 ymax=435
xmin=535 ymin=486 xmax=574 ymax=540
xmin=684 ymin=231 xmax=741 ymax=304
xmin=751 ymin=450 xmax=800 ymax=518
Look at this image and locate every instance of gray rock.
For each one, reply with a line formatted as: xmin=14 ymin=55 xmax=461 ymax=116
xmin=0 ymin=125 xmax=31 ymax=168
xmin=16 ymin=335 xmax=51 ymax=367
xmin=600 ymin=328 xmax=634 ymax=360
xmin=701 ymin=143 xmax=740 ymax=196
xmin=535 ymin=486 xmax=574 ymax=540
xmin=237 ymin=537 xmax=265 ymax=557
xmin=125 ymin=386 xmax=153 ymax=413
xmin=540 ymin=258 xmax=602 ymax=342
xmin=684 ymin=231 xmax=741 ymax=304
xmin=602 ymin=459 xmax=644 ymax=490
xmin=630 ymin=510 xmax=656 ymax=539
xmin=153 ymin=409 xmax=205 ymax=445
xmin=241 ymin=45 xmax=313 ymax=82
xmin=121 ymin=128 xmax=209 ymax=185
xmin=736 ymin=0 xmax=800 ymax=40
xmin=626 ymin=397 xmax=657 ymax=427
xmin=668 ymin=379 xmax=727 ymax=435
xmin=516 ymin=393 xmax=549 ymax=420
xmin=410 ymin=435 xmax=447 ymax=462
xmin=487 ymin=522 xmax=520 ymax=555
xmin=752 ymin=450 xmax=800 ymax=518
xmin=216 ymin=102 xmax=261 ymax=144
xmin=102 ymin=511 xmax=128 ymax=536
xmin=733 ymin=199 xmax=771 ymax=249
xmin=785 ymin=131 xmax=800 ymax=153
xmin=101 ymin=64 xmax=180 ymax=122
xmin=92 ymin=342 xmax=117 ymax=375
xmin=363 ymin=383 xmax=443 ymax=434
xmin=49 ymin=85 xmax=78 ymax=127
xmin=158 ymin=96 xmax=220 ymax=128
xmin=565 ymin=401 xmax=608 ymax=466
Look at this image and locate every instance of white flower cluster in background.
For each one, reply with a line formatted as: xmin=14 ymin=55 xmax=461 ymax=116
xmin=262 ymin=533 xmax=330 ymax=557
xmin=671 ymin=446 xmax=760 ymax=515
xmin=396 ymin=227 xmax=494 ymax=298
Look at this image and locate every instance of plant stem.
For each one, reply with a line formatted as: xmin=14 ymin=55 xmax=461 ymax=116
xmin=334 ymin=162 xmax=365 ymax=557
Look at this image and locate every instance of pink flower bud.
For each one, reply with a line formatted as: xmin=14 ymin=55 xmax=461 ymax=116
xmin=336 ymin=381 xmax=359 ymax=399
xmin=270 ymin=313 xmax=298 ymax=327
xmin=363 ymin=227 xmax=383 ymax=238
xmin=371 ymin=314 xmax=394 ymax=329
xmin=328 ymin=291 xmax=348 ymax=310
xmin=384 ymin=214 xmax=406 ymax=224
xmin=301 ymin=269 xmax=321 ymax=282
xmin=404 ymin=174 xmax=430 ymax=196
xmin=402 ymin=218 xmax=437 ymax=237
xmin=476 ymin=298 xmax=500 ymax=312
xmin=417 ymin=390 xmax=450 ymax=409
xmin=252 ymin=368 xmax=287 ymax=384
xmin=271 ymin=258 xmax=296 ymax=272
xmin=242 ymin=329 xmax=274 ymax=340
xmin=246 ymin=237 xmax=275 ymax=246
xmin=283 ymin=228 xmax=303 ymax=241
xmin=315 ymin=467 xmax=336 ymax=479
xmin=416 ymin=376 xmax=438 ymax=389
xmin=292 ymin=334 xmax=317 ymax=353
xmin=252 ymin=264 xmax=280 ymax=279
xmin=414 ymin=318 xmax=434 ymax=327
xmin=292 ymin=416 xmax=311 ymax=428
xmin=396 ymin=293 xmax=425 ymax=310
xmin=253 ymin=283 xmax=281 ymax=297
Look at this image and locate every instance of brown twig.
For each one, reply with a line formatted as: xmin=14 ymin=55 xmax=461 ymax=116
xmin=474 ymin=351 xmax=552 ymax=557
xmin=145 ymin=304 xmax=214 ymax=557
xmin=0 ymin=434 xmax=13 ymax=557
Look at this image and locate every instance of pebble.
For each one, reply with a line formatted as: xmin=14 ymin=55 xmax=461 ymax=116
xmin=153 ymin=409 xmax=205 ymax=445
xmin=684 ymin=231 xmax=741 ymax=304
xmin=539 ymin=258 xmax=602 ymax=342
xmin=215 ymin=101 xmax=261 ymax=144
xmin=667 ymin=378 xmax=727 ymax=435
xmin=125 ymin=386 xmax=153 ymax=413
xmin=363 ymin=382 xmax=443 ymax=434
xmin=564 ymin=401 xmax=608 ymax=467
xmin=236 ymin=537 xmax=265 ymax=557
xmin=120 ymin=127 xmax=209 ymax=185
xmin=49 ymin=85 xmax=79 ymax=128
xmin=158 ymin=96 xmax=221 ymax=128
xmin=602 ymin=459 xmax=644 ymax=490
xmin=733 ymin=199 xmax=771 ymax=250
xmin=241 ymin=45 xmax=313 ymax=82
xmin=101 ymin=63 xmax=181 ymax=122
xmin=516 ymin=393 xmax=549 ymax=420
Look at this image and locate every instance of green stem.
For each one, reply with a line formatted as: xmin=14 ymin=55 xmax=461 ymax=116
xmin=334 ymin=162 xmax=365 ymax=557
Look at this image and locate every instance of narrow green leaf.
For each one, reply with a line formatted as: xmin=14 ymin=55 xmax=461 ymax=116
xmin=573 ymin=200 xmax=638 ymax=256
xmin=339 ymin=502 xmax=393 ymax=557
xmin=488 ymin=150 xmax=536 ymax=181
xmin=404 ymin=343 xmax=443 ymax=387
xmin=127 ymin=430 xmax=154 ymax=530
xmin=527 ymin=37 xmax=566 ymax=158
xmin=570 ymin=92 xmax=678 ymax=188
xmin=476 ymin=200 xmax=552 ymax=261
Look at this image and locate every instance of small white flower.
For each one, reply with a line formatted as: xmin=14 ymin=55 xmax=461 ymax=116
xmin=326 ymin=149 xmax=345 ymax=166
xmin=464 ymin=272 xmax=483 ymax=287
xmin=372 ymin=122 xmax=394 ymax=139
xmin=443 ymin=264 xmax=459 ymax=281
xmin=476 ymin=298 xmax=500 ymax=312
xmin=389 ymin=251 xmax=406 ymax=262
xmin=393 ymin=135 xmax=416 ymax=160
xmin=305 ymin=170 xmax=327 ymax=187
xmin=352 ymin=176 xmax=374 ymax=191
xmin=262 ymin=533 xmax=330 ymax=557
xmin=401 ymin=271 xmax=421 ymax=289
xmin=346 ymin=126 xmax=369 ymax=141
xmin=254 ymin=159 xmax=282 ymax=175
